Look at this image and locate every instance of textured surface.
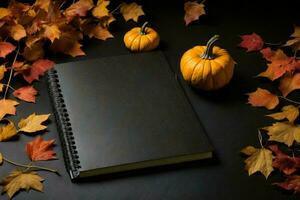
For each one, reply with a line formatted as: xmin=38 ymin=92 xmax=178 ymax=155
xmin=0 ymin=0 xmax=300 ymax=199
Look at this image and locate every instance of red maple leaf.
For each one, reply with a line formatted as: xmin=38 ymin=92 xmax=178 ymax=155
xmin=269 ymin=145 xmax=300 ymax=175
xmin=13 ymin=86 xmax=38 ymax=103
xmin=260 ymin=47 xmax=274 ymax=61
xmin=274 ymin=175 xmax=300 ymax=193
xmin=26 ymin=136 xmax=56 ymax=161
xmin=238 ymin=33 xmax=264 ymax=52
xmin=0 ymin=42 xmax=16 ymax=58
xmin=21 ymin=59 xmax=55 ymax=83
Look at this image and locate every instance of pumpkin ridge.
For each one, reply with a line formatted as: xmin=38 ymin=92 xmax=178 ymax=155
xmin=191 ymin=59 xmax=206 ymax=86
xmin=129 ymin=33 xmax=141 ymax=50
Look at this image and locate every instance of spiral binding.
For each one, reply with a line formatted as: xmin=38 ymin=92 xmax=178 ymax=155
xmin=47 ymin=69 xmax=81 ymax=180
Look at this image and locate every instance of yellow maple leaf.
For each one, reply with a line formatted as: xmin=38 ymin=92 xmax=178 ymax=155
xmin=120 ymin=2 xmax=145 ymax=22
xmin=284 ymin=25 xmax=300 ymax=51
xmin=92 ymin=0 xmax=110 ymax=19
xmin=10 ymin=24 xmax=26 ymax=41
xmin=0 ymin=64 xmax=6 ymax=81
xmin=267 ymin=105 xmax=299 ymax=123
xmin=86 ymin=24 xmax=113 ymax=41
xmin=241 ymin=146 xmax=258 ymax=156
xmin=0 ymin=99 xmax=19 ymax=120
xmin=43 ymin=24 xmax=61 ymax=43
xmin=0 ymin=120 xmax=17 ymax=142
xmin=34 ymin=0 xmax=51 ymax=12
xmin=242 ymin=146 xmax=273 ymax=178
xmin=0 ymin=8 xmax=11 ymax=20
xmin=1 ymin=170 xmax=44 ymax=199
xmin=263 ymin=122 xmax=300 ymax=146
xmin=18 ymin=113 xmax=50 ymax=133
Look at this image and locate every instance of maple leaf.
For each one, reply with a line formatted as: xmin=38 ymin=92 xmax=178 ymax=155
xmin=0 ymin=120 xmax=18 ymax=142
xmin=85 ymin=24 xmax=113 ymax=40
xmin=92 ymin=0 xmax=110 ymax=19
xmin=34 ymin=0 xmax=51 ymax=12
xmin=274 ymin=175 xmax=300 ymax=193
xmin=64 ymin=0 xmax=94 ymax=22
xmin=284 ymin=25 xmax=300 ymax=52
xmin=26 ymin=136 xmax=56 ymax=161
xmin=279 ymin=73 xmax=300 ymax=97
xmin=120 ymin=2 xmax=145 ymax=22
xmin=0 ymin=42 xmax=16 ymax=58
xmin=10 ymin=24 xmax=26 ymax=41
xmin=184 ymin=1 xmax=206 ymax=26
xmin=18 ymin=113 xmax=50 ymax=133
xmin=0 ymin=8 xmax=12 ymax=20
xmin=269 ymin=145 xmax=300 ymax=175
xmin=267 ymin=105 xmax=299 ymax=123
xmin=51 ymin=36 xmax=85 ymax=57
xmin=241 ymin=146 xmax=273 ymax=178
xmin=239 ymin=33 xmax=264 ymax=52
xmin=260 ymin=47 xmax=274 ymax=61
xmin=0 ymin=65 xmax=6 ymax=81
xmin=22 ymin=41 xmax=45 ymax=61
xmin=241 ymin=146 xmax=258 ymax=156
xmin=13 ymin=86 xmax=38 ymax=103
xmin=21 ymin=59 xmax=55 ymax=84
xmin=247 ymin=88 xmax=279 ymax=110
xmin=258 ymin=49 xmax=300 ymax=81
xmin=43 ymin=24 xmax=61 ymax=43
xmin=263 ymin=122 xmax=300 ymax=147
xmin=0 ymin=99 xmax=19 ymax=120
xmin=1 ymin=170 xmax=44 ymax=199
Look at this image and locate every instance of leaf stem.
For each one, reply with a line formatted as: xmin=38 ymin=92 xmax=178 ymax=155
xmin=111 ymin=4 xmax=122 ymax=14
xmin=3 ymin=157 xmax=59 ymax=174
xmin=278 ymin=96 xmax=300 ymax=105
xmin=2 ymin=84 xmax=15 ymax=91
xmin=3 ymin=45 xmax=19 ymax=99
xmin=264 ymin=42 xmax=282 ymax=46
xmin=258 ymin=130 xmax=263 ymax=148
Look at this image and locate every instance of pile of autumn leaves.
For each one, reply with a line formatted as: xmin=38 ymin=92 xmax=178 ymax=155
xmin=0 ymin=0 xmax=147 ymax=199
xmin=239 ymin=26 xmax=300 ymax=193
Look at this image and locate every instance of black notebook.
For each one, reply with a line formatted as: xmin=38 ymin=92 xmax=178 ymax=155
xmin=47 ymin=51 xmax=213 ymax=180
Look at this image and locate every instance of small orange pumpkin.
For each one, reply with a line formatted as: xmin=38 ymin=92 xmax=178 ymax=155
xmin=180 ymin=35 xmax=235 ymax=91
xmin=123 ymin=22 xmax=160 ymax=52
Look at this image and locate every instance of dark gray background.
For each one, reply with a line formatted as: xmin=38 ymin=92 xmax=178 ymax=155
xmin=0 ymin=0 xmax=300 ymax=199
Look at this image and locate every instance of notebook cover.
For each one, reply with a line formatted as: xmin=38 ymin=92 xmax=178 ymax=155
xmin=47 ymin=51 xmax=213 ymax=180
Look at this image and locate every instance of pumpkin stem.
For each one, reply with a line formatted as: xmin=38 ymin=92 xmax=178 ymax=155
xmin=201 ymin=35 xmax=220 ymax=59
xmin=140 ymin=21 xmax=149 ymax=35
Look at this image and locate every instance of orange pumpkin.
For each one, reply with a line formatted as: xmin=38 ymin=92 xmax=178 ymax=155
xmin=123 ymin=22 xmax=160 ymax=52
xmin=180 ymin=35 xmax=235 ymax=91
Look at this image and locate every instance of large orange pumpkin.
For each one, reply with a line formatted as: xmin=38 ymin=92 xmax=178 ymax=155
xmin=123 ymin=22 xmax=160 ymax=52
xmin=180 ymin=35 xmax=235 ymax=90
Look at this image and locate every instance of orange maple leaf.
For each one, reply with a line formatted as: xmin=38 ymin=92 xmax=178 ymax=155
xmin=64 ymin=0 xmax=94 ymax=22
xmin=21 ymin=59 xmax=55 ymax=84
xmin=34 ymin=0 xmax=51 ymax=12
xmin=22 ymin=41 xmax=45 ymax=61
xmin=0 ymin=99 xmax=19 ymax=120
xmin=43 ymin=24 xmax=61 ymax=43
xmin=184 ymin=1 xmax=206 ymax=26
xmin=13 ymin=86 xmax=38 ymax=103
xmin=0 ymin=42 xmax=16 ymax=58
xmin=258 ymin=49 xmax=300 ymax=81
xmin=10 ymin=24 xmax=26 ymax=41
xmin=26 ymin=136 xmax=56 ymax=161
xmin=247 ymin=88 xmax=279 ymax=110
xmin=279 ymin=73 xmax=300 ymax=97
